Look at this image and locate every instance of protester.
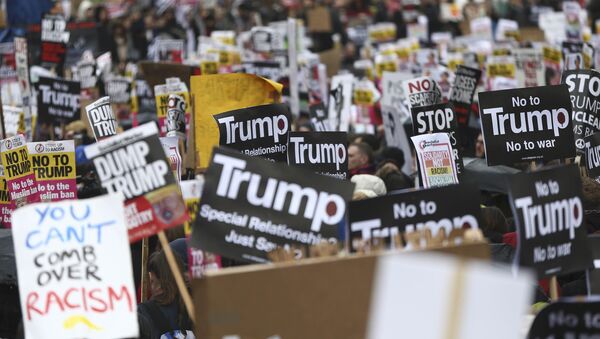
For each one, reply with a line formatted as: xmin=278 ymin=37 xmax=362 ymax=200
xmin=348 ymin=142 xmax=376 ymax=177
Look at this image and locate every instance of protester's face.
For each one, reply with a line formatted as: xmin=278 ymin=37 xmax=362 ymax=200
xmin=348 ymin=145 xmax=367 ymax=170
xmin=149 ymin=272 xmax=162 ymax=296
xmin=475 ymin=134 xmax=485 ymax=158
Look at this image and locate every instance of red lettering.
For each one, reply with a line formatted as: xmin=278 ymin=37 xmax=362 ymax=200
xmin=81 ymin=287 xmax=88 ymax=311
xmin=64 ymin=288 xmax=79 ymax=309
xmin=108 ymin=285 xmax=134 ymax=312
xmin=26 ymin=292 xmax=43 ymax=321
xmin=408 ymin=82 xmax=421 ymax=94
xmin=88 ymin=288 xmax=108 ymax=312
xmin=44 ymin=291 xmax=65 ymax=314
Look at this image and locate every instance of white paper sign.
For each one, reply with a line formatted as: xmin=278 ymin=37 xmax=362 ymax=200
xmin=12 ymin=195 xmax=138 ymax=339
xmin=411 ymin=132 xmax=458 ymax=188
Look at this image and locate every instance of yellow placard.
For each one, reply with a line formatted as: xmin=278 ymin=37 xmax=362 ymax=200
xmin=354 ymin=89 xmax=374 ymax=105
xmin=30 ymin=152 xmax=76 ymax=181
xmin=487 ymin=63 xmax=515 ymax=78
xmin=183 ymin=197 xmax=199 ymax=236
xmin=543 ymin=46 xmax=561 ymax=63
xmin=192 ymin=74 xmax=283 ymax=169
xmin=201 ymin=61 xmax=219 ymax=75
xmin=376 ymin=61 xmax=397 ymax=78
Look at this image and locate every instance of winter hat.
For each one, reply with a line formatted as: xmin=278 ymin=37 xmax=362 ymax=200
xmin=351 ymin=174 xmax=387 ymax=196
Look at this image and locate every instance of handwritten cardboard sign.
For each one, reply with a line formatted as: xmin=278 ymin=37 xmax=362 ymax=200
xmin=12 ymin=194 xmax=139 ymax=339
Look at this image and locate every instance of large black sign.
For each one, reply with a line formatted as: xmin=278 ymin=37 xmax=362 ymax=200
xmin=584 ymin=132 xmax=600 ymax=180
xmin=192 ymin=147 xmax=355 ymax=263
xmin=287 ymin=132 xmax=348 ymax=179
xmin=309 ymin=103 xmax=331 ymax=131
xmin=214 ymin=103 xmax=291 ymax=162
xmin=449 ymin=65 xmax=481 ymax=127
xmin=347 ymin=183 xmax=481 ymax=252
xmin=562 ymin=70 xmax=600 ymax=152
xmin=411 ymin=102 xmax=464 ymax=177
xmin=36 ymin=76 xmax=81 ymax=124
xmin=508 ymin=164 xmax=592 ymax=278
xmin=528 ymin=301 xmax=600 ymax=339
xmin=40 ymin=14 xmax=69 ymax=74
xmin=586 ymin=235 xmax=600 ymax=295
xmin=479 ymin=85 xmax=576 ymax=166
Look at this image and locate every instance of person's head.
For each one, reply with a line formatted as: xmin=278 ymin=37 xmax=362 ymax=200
xmin=148 ymin=250 xmax=185 ymax=305
xmin=348 ymin=142 xmax=373 ymax=170
xmin=475 ymin=133 xmax=485 ymax=158
xmin=480 ymin=206 xmax=508 ymax=243
xmin=378 ymin=147 xmax=406 ymax=170
xmin=351 ymin=174 xmax=387 ymax=196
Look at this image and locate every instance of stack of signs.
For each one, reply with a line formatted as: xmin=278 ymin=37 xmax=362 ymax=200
xmin=28 ymin=141 xmax=77 ymax=202
xmin=191 ymin=147 xmax=355 ymax=263
xmin=104 ymin=75 xmax=132 ymax=105
xmin=287 ymin=132 xmax=348 ymax=179
xmin=411 ymin=103 xmax=464 ymax=178
xmin=214 ymin=103 xmax=291 ymax=162
xmin=0 ymin=166 xmax=14 ymax=228
xmin=403 ymin=76 xmax=442 ymax=109
xmin=154 ymin=78 xmax=190 ymax=136
xmin=85 ymin=97 xmax=117 ymax=141
xmin=527 ymin=301 xmax=600 ymax=338
xmin=411 ymin=132 xmax=458 ymax=188
xmin=479 ymin=85 xmax=576 ymax=166
xmin=328 ymin=74 xmax=354 ymax=132
xmin=309 ymin=103 xmax=331 ymax=131
xmin=584 ymin=132 xmax=600 ymax=182
xmin=1 ymin=135 xmax=40 ymax=206
xmin=448 ymin=65 xmax=481 ymax=127
xmin=37 ymin=77 xmax=81 ymax=125
xmin=84 ymin=123 xmax=189 ymax=242
xmin=12 ymin=195 xmax=139 ymax=339
xmin=562 ymin=70 xmax=600 ymax=152
xmin=0 ymin=43 xmax=16 ymax=85
xmin=508 ymin=164 xmax=591 ymax=277
xmin=348 ymin=183 xmax=481 ymax=251
xmin=40 ymin=15 xmax=70 ymax=73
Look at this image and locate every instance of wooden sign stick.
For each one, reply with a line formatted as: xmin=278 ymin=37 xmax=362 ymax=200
xmin=140 ymin=237 xmax=150 ymax=302
xmin=157 ymin=230 xmax=196 ymax=323
xmin=549 ymin=276 xmax=559 ymax=301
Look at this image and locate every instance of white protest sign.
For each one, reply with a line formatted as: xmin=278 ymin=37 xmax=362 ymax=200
xmin=12 ymin=194 xmax=138 ymax=339
xmin=411 ymin=132 xmax=458 ymax=188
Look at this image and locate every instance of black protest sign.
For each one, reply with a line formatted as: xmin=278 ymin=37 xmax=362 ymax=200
xmin=584 ymin=132 xmax=600 ymax=180
xmin=192 ymin=147 xmax=355 ymax=263
xmin=479 ymin=85 xmax=576 ymax=166
xmin=449 ymin=65 xmax=481 ymax=127
xmin=411 ymin=103 xmax=464 ymax=177
xmin=562 ymin=70 xmax=600 ymax=152
xmin=36 ymin=77 xmax=81 ymax=124
xmin=309 ymin=103 xmax=331 ymax=131
xmin=348 ymin=183 xmax=481 ymax=252
xmin=65 ymin=22 xmax=98 ymax=68
xmin=287 ymin=132 xmax=348 ymax=179
xmin=214 ymin=103 xmax=291 ymax=162
xmin=76 ymin=60 xmax=97 ymax=89
xmin=586 ymin=235 xmax=600 ymax=295
xmin=508 ymin=164 xmax=592 ymax=278
xmin=104 ymin=76 xmax=132 ymax=104
xmin=528 ymin=301 xmax=600 ymax=339
xmin=40 ymin=15 xmax=69 ymax=73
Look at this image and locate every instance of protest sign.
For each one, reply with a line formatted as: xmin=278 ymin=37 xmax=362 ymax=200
xmin=381 ymin=105 xmax=413 ymax=175
xmin=154 ymin=78 xmax=190 ymax=137
xmin=562 ymin=70 xmax=600 ymax=152
xmin=486 ymin=55 xmax=517 ymax=91
xmin=543 ymin=45 xmax=562 ymax=86
xmin=0 ymin=42 xmax=16 ymax=85
xmin=381 ymin=71 xmax=412 ymax=114
xmin=411 ymin=103 xmax=464 ymax=177
xmin=40 ymin=14 xmax=69 ymax=73
xmin=287 ymin=132 xmax=348 ymax=179
xmin=1 ymin=135 xmax=40 ymax=206
xmin=84 ymin=123 xmax=189 ymax=243
xmin=241 ymin=61 xmax=284 ymax=83
xmin=36 ymin=77 xmax=81 ymax=124
xmin=309 ymin=103 xmax=332 ymax=131
xmin=586 ymin=235 xmax=600 ymax=295
xmin=348 ymin=183 xmax=480 ymax=251
xmin=65 ymin=22 xmax=99 ymax=68
xmin=14 ymin=37 xmax=32 ymax=141
xmin=85 ymin=96 xmax=117 ymax=141
xmin=214 ymin=103 xmax=291 ymax=162
xmin=448 ymin=65 xmax=481 ymax=127
xmin=479 ymin=85 xmax=576 ymax=166
xmin=104 ymin=75 xmax=131 ymax=105
xmin=403 ymin=76 xmax=442 ymax=109
xmin=585 ymin=132 xmax=600 ymax=181
xmin=0 ymin=166 xmax=14 ymax=228
xmin=160 ymin=136 xmax=182 ymax=183
xmin=528 ymin=300 xmax=600 ymax=339
xmin=75 ymin=60 xmax=97 ymax=90
xmin=12 ymin=194 xmax=139 ymax=339
xmin=2 ymin=106 xmax=24 ymax=137
xmin=154 ymin=39 xmax=184 ymax=63
xmin=28 ymin=140 xmax=77 ymax=202
xmin=508 ymin=164 xmax=592 ymax=277
xmin=328 ymin=73 xmax=354 ymax=131
xmin=514 ymin=48 xmax=544 ymax=88
xmin=191 ymin=147 xmax=354 ymax=263
xmin=411 ymin=132 xmax=458 ymax=188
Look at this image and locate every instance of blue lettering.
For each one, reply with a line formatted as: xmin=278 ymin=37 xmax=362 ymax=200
xmin=26 ymin=230 xmax=42 ymax=249
xmin=70 ymin=204 xmax=90 ymax=221
xmin=34 ymin=206 xmax=51 ymax=225
xmin=65 ymin=226 xmax=84 ymax=243
xmin=88 ymin=220 xmax=116 ymax=244
xmin=44 ymin=227 xmax=65 ymax=246
xmin=50 ymin=207 xmax=64 ymax=221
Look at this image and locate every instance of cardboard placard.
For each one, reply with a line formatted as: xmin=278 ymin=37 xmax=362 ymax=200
xmin=309 ymin=103 xmax=332 ymax=131
xmin=287 ymin=131 xmax=348 ymax=179
xmin=104 ymin=75 xmax=131 ymax=105
xmin=40 ymin=14 xmax=69 ymax=73
xmin=411 ymin=103 xmax=464 ymax=177
xmin=14 ymin=37 xmax=32 ymax=141
xmin=0 ymin=135 xmax=40 ymax=206
xmin=307 ymin=6 xmax=332 ymax=33
xmin=381 ymin=105 xmax=413 ymax=175
xmin=411 ymin=132 xmax=458 ymax=188
xmin=28 ymin=140 xmax=77 ymax=202
xmin=191 ymin=147 xmax=354 ymax=263
xmin=75 ymin=60 xmax=97 ymax=89
xmin=36 ymin=76 xmax=81 ymax=124
xmin=514 ymin=48 xmax=544 ymax=88
xmin=543 ymin=45 xmax=562 ymax=86
xmin=85 ymin=96 xmax=117 ymax=141
xmin=154 ymin=78 xmax=190 ymax=137
xmin=528 ymin=300 xmax=600 ymax=338
xmin=12 ymin=194 xmax=139 ymax=339
xmin=509 ymin=164 xmax=592 ymax=278
xmin=479 ymin=85 xmax=576 ymax=166
xmin=348 ymin=183 xmax=481 ymax=251
xmin=0 ymin=42 xmax=16 ymax=85
xmin=448 ymin=65 xmax=481 ymax=127
xmin=403 ymin=76 xmax=442 ymax=109
xmin=84 ymin=123 xmax=189 ymax=243
xmin=381 ymin=71 xmax=412 ymax=114
xmin=0 ymin=166 xmax=14 ymax=228
xmin=154 ymin=39 xmax=184 ymax=63
xmin=562 ymin=70 xmax=600 ymax=152
xmin=165 ymin=94 xmax=186 ymax=139
xmin=214 ymin=103 xmax=291 ymax=162
xmin=585 ymin=132 xmax=600 ymax=181
xmin=328 ymin=74 xmax=354 ymax=132
xmin=241 ymin=62 xmax=284 ymax=83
